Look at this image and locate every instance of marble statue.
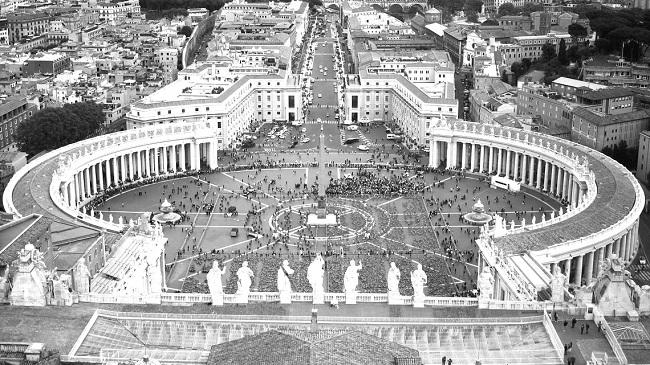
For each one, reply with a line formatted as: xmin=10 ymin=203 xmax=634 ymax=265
xmin=344 ymin=260 xmax=363 ymax=293
xmin=277 ymin=259 xmax=294 ymax=294
xmin=236 ymin=261 xmax=254 ymax=296
xmin=74 ymin=258 xmax=92 ymax=294
xmin=9 ymin=244 xmax=48 ymax=306
xmin=108 ymin=214 xmax=113 ymax=223
xmin=307 ymin=254 xmax=325 ymax=302
xmin=550 ymin=265 xmax=567 ymax=302
xmin=478 ymin=266 xmax=494 ymax=300
xmin=411 ymin=263 xmax=428 ymax=299
xmin=206 ymin=261 xmax=226 ymax=305
xmin=387 ymin=262 xmax=401 ymax=295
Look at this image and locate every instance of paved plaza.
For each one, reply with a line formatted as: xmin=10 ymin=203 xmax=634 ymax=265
xmin=91 ymin=156 xmax=561 ymax=296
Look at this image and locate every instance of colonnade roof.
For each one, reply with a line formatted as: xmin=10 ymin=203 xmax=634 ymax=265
xmin=493 ymin=146 xmax=638 ymax=254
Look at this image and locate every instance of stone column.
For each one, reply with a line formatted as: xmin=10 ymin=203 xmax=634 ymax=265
xmin=471 ymin=143 xmax=477 ymax=171
xmin=84 ymin=168 xmax=91 ymax=197
xmin=209 ymin=142 xmax=218 ymax=169
xmin=120 ymin=155 xmax=126 ymax=182
xmin=180 ymin=143 xmax=186 ymax=171
xmin=556 ymin=168 xmax=563 ymax=197
xmin=97 ymin=161 xmax=104 ymax=191
xmin=529 ymin=157 xmax=535 ymax=186
xmin=170 ymin=145 xmax=177 ymax=173
xmin=621 ymin=234 xmax=628 ymax=261
xmin=606 ymin=243 xmax=613 ymax=258
xmin=575 ymin=255 xmax=583 ymax=286
xmin=136 ymin=151 xmax=142 ymax=179
xmin=543 ymin=161 xmax=550 ymax=191
xmin=190 ymin=142 xmax=198 ymax=170
xmin=129 ymin=153 xmax=135 ymax=180
xmin=578 ymin=187 xmax=584 ymax=205
xmin=145 ymin=149 xmax=151 ymax=177
xmin=585 ymin=251 xmax=594 ymax=285
xmin=112 ymin=157 xmax=119 ymax=186
xmin=79 ymin=171 xmax=86 ymax=200
xmin=564 ymin=258 xmax=572 ymax=282
xmin=479 ymin=145 xmax=486 ymax=173
xmin=461 ymin=142 xmax=467 ymax=170
xmin=505 ymin=149 xmax=511 ymax=178
xmin=513 ymin=152 xmax=520 ymax=180
xmin=563 ymin=171 xmax=570 ymax=199
xmin=88 ymin=165 xmax=95 ymax=195
xmin=550 ymin=163 xmax=557 ymax=194
xmin=521 ymin=154 xmax=527 ymax=183
xmin=594 ymin=247 xmax=604 ymax=278
xmin=497 ymin=148 xmax=503 ymax=175
xmin=537 ymin=158 xmax=543 ymax=188
xmin=489 ymin=146 xmax=495 ymax=173
xmin=62 ymin=183 xmax=69 ymax=206
xmin=71 ymin=179 xmax=78 ymax=208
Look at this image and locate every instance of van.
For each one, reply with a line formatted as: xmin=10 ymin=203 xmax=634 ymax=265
xmin=386 ymin=133 xmax=397 ymax=140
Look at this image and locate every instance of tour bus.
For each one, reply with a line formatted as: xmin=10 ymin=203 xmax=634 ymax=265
xmin=490 ymin=175 xmax=521 ymax=192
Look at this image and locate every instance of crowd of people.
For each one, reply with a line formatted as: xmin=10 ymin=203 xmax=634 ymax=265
xmin=326 ymin=170 xmax=425 ymax=196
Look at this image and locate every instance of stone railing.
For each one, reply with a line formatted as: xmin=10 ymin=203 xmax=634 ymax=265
xmin=543 ymin=309 xmax=565 ymax=360
xmin=593 ymin=307 xmax=628 ymax=365
xmin=476 ymin=236 xmax=537 ymax=301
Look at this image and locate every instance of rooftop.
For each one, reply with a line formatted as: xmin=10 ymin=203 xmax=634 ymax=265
xmin=494 ymin=137 xmax=639 ymax=253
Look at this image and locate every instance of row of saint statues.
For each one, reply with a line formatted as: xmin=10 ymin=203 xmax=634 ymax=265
xmin=206 ymin=254 xmax=429 ymax=299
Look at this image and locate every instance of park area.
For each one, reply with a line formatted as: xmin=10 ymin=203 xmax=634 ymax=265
xmin=90 ymin=161 xmax=561 ymax=298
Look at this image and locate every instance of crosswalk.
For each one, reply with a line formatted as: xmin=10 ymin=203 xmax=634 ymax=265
xmin=306 ymin=119 xmax=338 ymax=124
xmin=630 ymin=264 xmax=650 ymax=284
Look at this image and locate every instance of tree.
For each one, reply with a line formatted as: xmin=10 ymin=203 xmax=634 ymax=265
xmin=568 ymin=23 xmax=588 ymax=44
xmin=466 ymin=10 xmax=479 ymax=23
xmin=14 ymin=102 xmax=105 ymax=156
xmin=520 ymin=3 xmax=543 ymax=16
xmin=558 ymin=39 xmax=568 ymax=65
xmin=497 ymin=3 xmax=517 ymax=16
xmin=510 ymin=61 xmax=525 ymax=83
xmin=498 ymin=3 xmax=516 ymax=16
xmin=521 ymin=58 xmax=531 ymax=72
xmin=541 ymin=42 xmax=556 ymax=62
xmin=178 ymin=25 xmax=193 ymax=37
xmin=482 ymin=18 xmax=499 ymax=26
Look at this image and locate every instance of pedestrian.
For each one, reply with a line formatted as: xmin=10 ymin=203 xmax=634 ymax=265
xmin=598 ymin=321 xmax=602 ymax=332
xmin=442 ymin=356 xmax=446 ymax=365
xmin=571 ymin=318 xmax=576 ymax=328
xmin=563 ymin=319 xmax=568 ymax=328
xmin=586 ymin=323 xmax=590 ymax=334
xmin=580 ymin=324 xmax=584 ymax=335
xmin=553 ymin=311 xmax=558 ymax=322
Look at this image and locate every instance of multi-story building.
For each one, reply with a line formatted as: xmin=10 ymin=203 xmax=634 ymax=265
xmin=498 ymin=16 xmax=532 ymax=31
xmin=511 ymin=33 xmax=571 ymax=61
xmin=637 ymin=130 xmax=650 ymax=185
xmin=582 ymin=56 xmax=650 ymax=89
xmin=24 ymin=53 xmax=71 ymax=76
xmin=344 ymin=72 xmax=458 ymax=147
xmin=516 ymin=83 xmax=575 ymax=137
xmin=127 ymin=63 xmax=302 ymax=149
xmin=571 ymin=89 xmax=650 ymax=150
xmin=7 ymin=12 xmax=49 ymax=43
xmin=0 ymin=95 xmax=35 ymax=151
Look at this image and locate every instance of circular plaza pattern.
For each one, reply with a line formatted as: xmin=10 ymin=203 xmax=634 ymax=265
xmin=269 ymin=198 xmax=380 ymax=242
xmin=2 ymin=119 xmax=645 ymax=301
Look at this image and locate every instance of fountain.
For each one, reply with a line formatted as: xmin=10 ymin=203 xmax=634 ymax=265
xmin=152 ymin=198 xmax=181 ymax=225
xmin=463 ymin=199 xmax=493 ymax=225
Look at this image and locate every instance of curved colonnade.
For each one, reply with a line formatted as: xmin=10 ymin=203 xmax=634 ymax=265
xmin=3 ymin=123 xmax=219 ymax=232
xmin=429 ymin=119 xmax=644 ymax=290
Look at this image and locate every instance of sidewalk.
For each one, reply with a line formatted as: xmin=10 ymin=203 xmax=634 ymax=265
xmin=550 ymin=311 xmax=617 ymax=365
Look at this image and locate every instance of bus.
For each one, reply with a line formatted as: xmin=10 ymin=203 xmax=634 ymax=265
xmin=490 ymin=176 xmax=521 ymax=192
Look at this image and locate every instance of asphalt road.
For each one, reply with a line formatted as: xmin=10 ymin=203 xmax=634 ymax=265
xmin=306 ymin=24 xmax=340 ymax=123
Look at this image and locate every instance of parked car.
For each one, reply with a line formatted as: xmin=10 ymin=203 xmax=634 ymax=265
xmin=357 ymin=144 xmax=369 ymax=151
xmin=346 ymin=125 xmax=358 ymax=131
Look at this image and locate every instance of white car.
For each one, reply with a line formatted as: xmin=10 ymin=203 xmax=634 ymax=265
xmin=346 ymin=125 xmax=358 ymax=131
xmin=357 ymin=144 xmax=369 ymax=151
xmin=301 ymin=138 xmax=310 ymax=143
xmin=301 ymin=127 xmax=307 ymax=133
xmin=318 ymin=94 xmax=322 ymax=98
